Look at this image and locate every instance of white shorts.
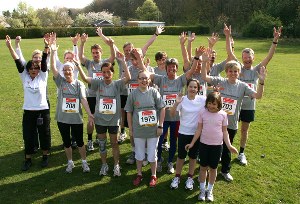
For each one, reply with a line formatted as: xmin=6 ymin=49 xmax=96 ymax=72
xmin=134 ymin=137 xmax=159 ymax=162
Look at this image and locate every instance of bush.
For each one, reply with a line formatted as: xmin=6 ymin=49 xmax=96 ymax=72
xmin=242 ymin=11 xmax=282 ymax=38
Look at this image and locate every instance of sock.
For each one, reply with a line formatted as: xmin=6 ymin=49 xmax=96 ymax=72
xmin=199 ymin=182 xmax=206 ymax=190
xmin=121 ymin=128 xmax=125 ymax=134
xmin=68 ymin=160 xmax=73 ymax=164
xmin=82 ymin=159 xmax=87 ymax=163
xmin=88 ymin=134 xmax=92 ymax=141
xmin=240 ymin=147 xmax=245 ymax=154
xmin=187 ymin=174 xmax=193 ymax=178
xmin=175 ymin=174 xmax=181 ymax=178
xmin=207 ymin=183 xmax=214 ymax=191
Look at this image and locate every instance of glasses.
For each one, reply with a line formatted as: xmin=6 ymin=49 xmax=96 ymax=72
xmin=138 ymin=77 xmax=149 ymax=81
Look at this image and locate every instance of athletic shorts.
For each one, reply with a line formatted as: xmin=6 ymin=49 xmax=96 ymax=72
xmin=199 ymin=142 xmax=223 ymax=169
xmin=95 ymin=125 xmax=119 ymax=134
xmin=239 ymin=109 xmax=255 ymax=123
xmin=177 ymin=133 xmax=199 ymax=159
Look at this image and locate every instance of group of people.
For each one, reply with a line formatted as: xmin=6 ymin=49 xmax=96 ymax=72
xmin=5 ymin=24 xmax=282 ymax=202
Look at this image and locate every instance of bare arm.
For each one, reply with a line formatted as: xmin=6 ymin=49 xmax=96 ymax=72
xmin=74 ymin=59 xmax=92 ymax=84
xmin=81 ymin=97 xmax=95 ymax=126
xmin=179 ymin=32 xmax=190 ymax=72
xmin=222 ymin=126 xmax=238 ymax=154
xmin=169 ymin=93 xmax=183 ymax=117
xmin=224 ymin=24 xmax=236 ymax=61
xmin=187 ymin=32 xmax=196 ymax=61
xmin=260 ymin=26 xmax=282 ymax=67
xmin=251 ymin=66 xmax=266 ymax=99
xmin=6 ymin=35 xmax=19 ymax=60
xmin=107 ymin=37 xmax=116 ymax=63
xmin=127 ymin=112 xmax=133 ymax=138
xmin=50 ymin=43 xmax=59 ymax=78
xmin=79 ymin=33 xmax=88 ymax=65
xmin=71 ymin=33 xmax=80 ymax=61
xmin=141 ymin=26 xmax=165 ymax=56
xmin=117 ymin=51 xmax=131 ymax=83
xmin=185 ymin=45 xmax=205 ymax=80
xmin=201 ymin=48 xmax=213 ymax=83
xmin=185 ymin=122 xmax=203 ymax=151
xmin=157 ymin=107 xmax=165 ymax=136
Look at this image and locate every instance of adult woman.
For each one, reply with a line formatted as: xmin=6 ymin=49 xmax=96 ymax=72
xmin=6 ymin=35 xmax=51 ymax=171
xmin=169 ymin=79 xmax=206 ymax=190
xmin=201 ymin=48 xmax=266 ymax=181
xmin=125 ymin=69 xmax=165 ymax=187
xmin=50 ymin=41 xmax=94 ymax=173
xmin=77 ymin=50 xmax=131 ymax=177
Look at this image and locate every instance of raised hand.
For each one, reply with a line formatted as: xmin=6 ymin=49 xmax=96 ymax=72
xmin=71 ymin=33 xmax=80 ymax=45
xmin=175 ymin=93 xmax=183 ymax=103
xmin=273 ymin=26 xmax=283 ymax=40
xmin=80 ymin=33 xmax=88 ymax=43
xmin=207 ymin=32 xmax=219 ymax=47
xmin=223 ymin=23 xmax=231 ymax=37
xmin=188 ymin=32 xmax=196 ymax=42
xmin=15 ymin=36 xmax=21 ymax=48
xmin=116 ymin=51 xmax=125 ymax=61
xmin=179 ymin=32 xmax=187 ymax=45
xmin=201 ymin=47 xmax=211 ymax=62
xmin=5 ymin=35 xmax=12 ymax=47
xmin=48 ymin=32 xmax=57 ymax=46
xmin=44 ymin=33 xmax=51 ymax=47
xmin=258 ymin=66 xmax=267 ymax=82
xmin=195 ymin=45 xmax=206 ymax=57
xmin=96 ymin=27 xmax=103 ymax=36
xmin=156 ymin=25 xmax=165 ymax=35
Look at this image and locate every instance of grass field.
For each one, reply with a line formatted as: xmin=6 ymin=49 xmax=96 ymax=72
xmin=0 ymin=34 xmax=300 ymax=204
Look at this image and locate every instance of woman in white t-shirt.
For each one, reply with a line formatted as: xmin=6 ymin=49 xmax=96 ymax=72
xmin=186 ymin=92 xmax=238 ymax=202
xmin=169 ymin=79 xmax=206 ymax=190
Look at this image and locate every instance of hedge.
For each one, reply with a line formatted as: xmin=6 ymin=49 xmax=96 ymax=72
xmin=0 ymin=25 xmax=209 ymax=39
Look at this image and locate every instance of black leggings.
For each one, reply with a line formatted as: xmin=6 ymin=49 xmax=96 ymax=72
xmin=22 ymin=109 xmax=51 ymax=155
xmin=57 ymin=122 xmax=84 ymax=148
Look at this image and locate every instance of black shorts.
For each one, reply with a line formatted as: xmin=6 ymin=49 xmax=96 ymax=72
xmin=87 ymin=97 xmax=96 ymax=114
xmin=177 ymin=133 xmax=199 ymax=159
xmin=120 ymin=95 xmax=128 ymax=108
xmin=199 ymin=142 xmax=223 ymax=169
xmin=239 ymin=109 xmax=255 ymax=123
xmin=95 ymin=125 xmax=119 ymax=134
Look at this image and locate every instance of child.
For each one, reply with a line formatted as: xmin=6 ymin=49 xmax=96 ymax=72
xmin=185 ymin=92 xmax=238 ymax=202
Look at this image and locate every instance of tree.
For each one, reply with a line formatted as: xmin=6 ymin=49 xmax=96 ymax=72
xmin=135 ymin=0 xmax=161 ymax=21
xmin=74 ymin=11 xmax=114 ymax=27
xmin=52 ymin=8 xmax=74 ymax=27
xmin=36 ymin=8 xmax=56 ymax=27
xmin=15 ymin=2 xmax=40 ymax=27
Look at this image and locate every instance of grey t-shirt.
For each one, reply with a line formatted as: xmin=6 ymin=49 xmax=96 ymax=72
xmin=210 ymin=77 xmax=256 ymax=130
xmin=207 ymin=60 xmax=226 ymax=94
xmin=124 ymin=87 xmax=165 ymax=138
xmin=91 ymin=79 xmax=125 ymax=126
xmin=153 ymin=74 xmax=187 ymax=121
xmin=84 ymin=58 xmax=109 ymax=97
xmin=54 ymin=75 xmax=86 ymax=124
xmin=238 ymin=62 xmax=261 ymax=110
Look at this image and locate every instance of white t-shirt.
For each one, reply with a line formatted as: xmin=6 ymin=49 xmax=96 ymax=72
xmin=20 ymin=70 xmax=49 ymax=110
xmin=176 ymin=95 xmax=206 ymax=135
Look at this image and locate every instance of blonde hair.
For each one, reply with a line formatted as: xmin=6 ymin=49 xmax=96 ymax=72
xmin=225 ymin=60 xmax=241 ymax=72
xmin=31 ymin=49 xmax=42 ymax=58
xmin=242 ymin=48 xmax=254 ymax=56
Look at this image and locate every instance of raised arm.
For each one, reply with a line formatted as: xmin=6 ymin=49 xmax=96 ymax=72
xmin=6 ymin=35 xmax=19 ymax=60
xmin=133 ymin=48 xmax=146 ymax=71
xmin=224 ymin=24 xmax=236 ymax=61
xmin=117 ymin=51 xmax=131 ymax=83
xmin=201 ymin=48 xmax=213 ymax=83
xmin=71 ymin=33 xmax=80 ymax=61
xmin=79 ymin=33 xmax=88 ymax=65
xmin=260 ymin=26 xmax=282 ymax=68
xmin=251 ymin=66 xmax=266 ymax=99
xmin=179 ymin=32 xmax=190 ymax=72
xmin=74 ymin=59 xmax=91 ymax=84
xmin=49 ymin=41 xmax=59 ymax=78
xmin=207 ymin=32 xmax=219 ymax=49
xmin=14 ymin=36 xmax=26 ymax=65
xmin=185 ymin=45 xmax=205 ymax=80
xmin=141 ymin=26 xmax=165 ymax=56
xmin=170 ymin=93 xmax=183 ymax=117
xmin=187 ymin=32 xmax=196 ymax=61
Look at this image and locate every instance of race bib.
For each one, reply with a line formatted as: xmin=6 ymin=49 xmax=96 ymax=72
xmin=127 ymin=83 xmax=139 ymax=94
xmin=197 ymin=85 xmax=206 ymax=96
xmin=99 ymin=98 xmax=116 ymax=114
xmin=138 ymin=110 xmax=157 ymax=126
xmin=221 ymin=97 xmax=237 ymax=115
xmin=62 ymin=98 xmax=79 ymax=113
xmin=92 ymin=72 xmax=103 ymax=80
xmin=163 ymin=94 xmax=177 ymax=108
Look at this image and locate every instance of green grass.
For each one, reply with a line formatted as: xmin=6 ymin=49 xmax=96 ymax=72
xmin=0 ymin=35 xmax=300 ymax=204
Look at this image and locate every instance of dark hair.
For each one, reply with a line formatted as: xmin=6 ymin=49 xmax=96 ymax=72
xmin=25 ymin=60 xmax=40 ymax=72
xmin=101 ymin=62 xmax=114 ymax=72
xmin=155 ymin=51 xmax=167 ymax=61
xmin=123 ymin=42 xmax=133 ymax=49
xmin=187 ymin=78 xmax=200 ymax=93
xmin=205 ymin=92 xmax=222 ymax=111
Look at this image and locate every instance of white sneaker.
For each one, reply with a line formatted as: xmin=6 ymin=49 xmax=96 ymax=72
xmin=221 ymin=172 xmax=233 ymax=182
xmin=65 ymin=161 xmax=75 ymax=173
xmin=167 ymin=162 xmax=175 ymax=174
xmin=238 ymin=153 xmax=248 ymax=165
xmin=94 ymin=138 xmax=100 ymax=146
xmin=82 ymin=161 xmax=90 ymax=173
xmin=118 ymin=132 xmax=127 ymax=143
xmin=157 ymin=161 xmax=162 ymax=172
xmin=170 ymin=177 xmax=180 ymax=189
xmin=87 ymin=140 xmax=94 ymax=151
xmin=142 ymin=154 xmax=149 ymax=166
xmin=99 ymin=163 xmax=109 ymax=176
xmin=198 ymin=189 xmax=206 ymax=201
xmin=185 ymin=177 xmax=194 ymax=190
xmin=206 ymin=189 xmax=214 ymax=202
xmin=113 ymin=164 xmax=121 ymax=177
xmin=162 ymin=141 xmax=170 ymax=151
xmin=126 ymin=152 xmax=135 ymax=165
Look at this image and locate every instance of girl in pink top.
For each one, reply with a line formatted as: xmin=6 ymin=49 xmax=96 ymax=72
xmin=186 ymin=92 xmax=238 ymax=202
